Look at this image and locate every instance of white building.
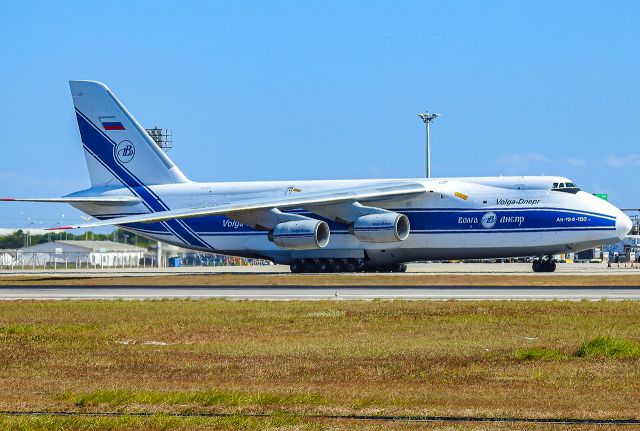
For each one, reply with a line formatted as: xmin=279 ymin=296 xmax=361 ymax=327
xmin=0 ymin=249 xmax=17 ymax=266
xmin=18 ymin=240 xmax=147 ymax=267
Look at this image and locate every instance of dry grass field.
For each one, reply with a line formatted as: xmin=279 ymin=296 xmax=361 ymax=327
xmin=1 ymin=273 xmax=640 ymax=286
xmin=0 ymin=299 xmax=639 ymax=430
xmin=2 ymin=416 xmax=631 ymax=430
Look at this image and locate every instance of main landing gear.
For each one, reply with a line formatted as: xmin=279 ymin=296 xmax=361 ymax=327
xmin=289 ymin=258 xmax=407 ymax=273
xmin=290 ymin=258 xmax=362 ymax=273
xmin=532 ymin=257 xmax=556 ymax=273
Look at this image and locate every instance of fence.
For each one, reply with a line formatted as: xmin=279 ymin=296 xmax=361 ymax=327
xmin=0 ymin=250 xmax=272 ymax=270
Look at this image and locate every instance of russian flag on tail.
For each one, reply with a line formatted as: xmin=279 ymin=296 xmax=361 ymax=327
xmin=99 ymin=116 xmax=125 ymax=130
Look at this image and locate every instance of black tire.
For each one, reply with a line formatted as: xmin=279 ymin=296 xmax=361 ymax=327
xmin=344 ymin=259 xmax=358 ymax=273
xmin=377 ymin=264 xmax=401 ymax=273
xmin=532 ymin=260 xmax=542 ymax=273
xmin=330 ymin=260 xmax=344 ymax=273
xmin=547 ymin=260 xmax=557 ymax=272
xmin=303 ymin=260 xmax=317 ymax=273
xmin=290 ymin=260 xmax=303 ymax=273
xmin=398 ymin=263 xmax=407 ymax=273
xmin=317 ymin=259 xmax=331 ymax=273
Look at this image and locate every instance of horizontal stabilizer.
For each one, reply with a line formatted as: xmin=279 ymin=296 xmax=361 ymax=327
xmin=1 ymin=196 xmax=142 ymax=206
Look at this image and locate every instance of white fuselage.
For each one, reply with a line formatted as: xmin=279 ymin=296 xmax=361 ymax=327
xmin=68 ymin=175 xmax=629 ymax=265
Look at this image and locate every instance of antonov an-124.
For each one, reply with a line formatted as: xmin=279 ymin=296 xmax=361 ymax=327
xmin=2 ymin=81 xmax=632 ymax=273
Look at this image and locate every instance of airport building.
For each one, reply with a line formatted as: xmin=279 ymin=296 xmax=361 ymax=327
xmin=0 ymin=249 xmax=17 ymax=266
xmin=18 ymin=240 xmax=146 ymax=267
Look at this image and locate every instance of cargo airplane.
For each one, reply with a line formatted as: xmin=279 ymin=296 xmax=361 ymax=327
xmin=2 ymin=81 xmax=632 ymax=273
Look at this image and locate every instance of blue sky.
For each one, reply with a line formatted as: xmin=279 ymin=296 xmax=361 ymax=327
xmin=1 ymin=1 xmax=639 ymax=229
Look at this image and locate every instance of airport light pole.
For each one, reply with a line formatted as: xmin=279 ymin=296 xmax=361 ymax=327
xmin=26 ymin=221 xmax=33 ymax=247
xmin=417 ymin=112 xmax=440 ymax=178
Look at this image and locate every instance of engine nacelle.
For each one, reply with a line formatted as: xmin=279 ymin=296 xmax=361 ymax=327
xmin=351 ymin=213 xmax=410 ymax=243
xmin=269 ymin=220 xmax=330 ymax=250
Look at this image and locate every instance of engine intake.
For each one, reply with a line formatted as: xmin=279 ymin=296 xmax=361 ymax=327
xmin=269 ymin=220 xmax=330 ymax=250
xmin=351 ymin=213 xmax=410 ymax=243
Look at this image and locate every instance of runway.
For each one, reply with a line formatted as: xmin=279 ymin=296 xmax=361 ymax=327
xmin=2 ymin=285 xmax=640 ymax=300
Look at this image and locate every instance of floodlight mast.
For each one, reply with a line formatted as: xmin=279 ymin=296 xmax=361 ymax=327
xmin=417 ymin=112 xmax=440 ymax=178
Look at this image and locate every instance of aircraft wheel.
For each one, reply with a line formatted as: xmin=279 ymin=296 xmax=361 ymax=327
xmin=357 ymin=259 xmax=367 ymax=272
xmin=532 ymin=259 xmax=542 ymax=273
xmin=376 ymin=264 xmax=401 ymax=273
xmin=317 ymin=259 xmax=331 ymax=273
xmin=544 ymin=260 xmax=557 ymax=273
xmin=290 ymin=260 xmax=303 ymax=273
xmin=303 ymin=260 xmax=317 ymax=273
xmin=330 ymin=260 xmax=344 ymax=273
xmin=390 ymin=264 xmax=407 ymax=273
xmin=344 ymin=259 xmax=358 ymax=273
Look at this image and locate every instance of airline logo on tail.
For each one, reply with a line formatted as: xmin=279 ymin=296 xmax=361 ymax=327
xmin=115 ymin=140 xmax=135 ymax=163
xmin=99 ymin=116 xmax=125 ymax=131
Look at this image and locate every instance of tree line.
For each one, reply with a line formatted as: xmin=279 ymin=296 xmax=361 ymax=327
xmin=0 ymin=229 xmax=156 ymax=250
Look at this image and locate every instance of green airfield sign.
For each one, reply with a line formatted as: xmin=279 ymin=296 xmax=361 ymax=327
xmin=593 ymin=193 xmax=608 ymax=201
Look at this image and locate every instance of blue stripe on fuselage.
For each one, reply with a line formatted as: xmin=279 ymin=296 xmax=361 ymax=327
xmin=109 ymin=208 xmax=615 ymax=245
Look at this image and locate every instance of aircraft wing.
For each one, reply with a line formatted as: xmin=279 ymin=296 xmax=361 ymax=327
xmin=49 ymin=181 xmax=428 ymax=230
xmin=1 ymin=196 xmax=142 ymax=205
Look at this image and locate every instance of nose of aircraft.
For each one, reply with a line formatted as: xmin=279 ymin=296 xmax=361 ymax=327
xmin=616 ymin=212 xmax=632 ymax=240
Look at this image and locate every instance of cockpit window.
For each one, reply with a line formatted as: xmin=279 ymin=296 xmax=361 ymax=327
xmin=552 ymin=181 xmax=581 ymax=194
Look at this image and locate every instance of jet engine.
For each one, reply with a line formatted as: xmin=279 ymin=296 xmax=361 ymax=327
xmin=351 ymin=213 xmax=410 ymax=243
xmin=269 ymin=220 xmax=331 ymax=250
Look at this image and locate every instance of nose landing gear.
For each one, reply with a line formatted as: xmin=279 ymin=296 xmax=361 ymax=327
xmin=532 ymin=257 xmax=556 ymax=273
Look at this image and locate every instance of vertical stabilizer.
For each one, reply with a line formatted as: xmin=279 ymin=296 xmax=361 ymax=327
xmin=70 ymin=80 xmax=188 ymax=188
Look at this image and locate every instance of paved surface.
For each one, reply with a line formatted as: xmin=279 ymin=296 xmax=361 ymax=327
xmin=2 ymin=285 xmax=640 ymax=300
xmin=1 ymin=262 xmax=639 ymax=277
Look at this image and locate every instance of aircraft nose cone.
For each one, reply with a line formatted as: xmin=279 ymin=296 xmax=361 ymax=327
xmin=616 ymin=213 xmax=632 ymax=240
